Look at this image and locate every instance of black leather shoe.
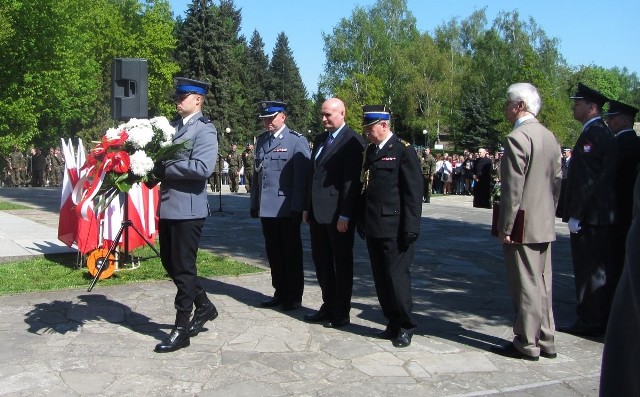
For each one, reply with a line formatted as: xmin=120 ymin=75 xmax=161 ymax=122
xmin=490 ymin=343 xmax=539 ymax=361
xmin=540 ymin=350 xmax=557 ymax=359
xmin=280 ymin=301 xmax=301 ymax=311
xmin=260 ymin=297 xmax=282 ymax=308
xmin=154 ymin=327 xmax=190 ymax=353
xmin=557 ymin=323 xmax=604 ymax=337
xmin=392 ymin=331 xmax=413 ymax=348
xmin=327 ymin=317 xmax=350 ymax=328
xmin=304 ymin=310 xmax=331 ymax=322
xmin=188 ymin=305 xmax=218 ymax=337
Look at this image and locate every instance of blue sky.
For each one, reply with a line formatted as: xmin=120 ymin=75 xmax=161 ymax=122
xmin=168 ymin=0 xmax=639 ymax=93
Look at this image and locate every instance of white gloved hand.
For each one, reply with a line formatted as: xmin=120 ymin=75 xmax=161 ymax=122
xmin=568 ymin=217 xmax=582 ymax=234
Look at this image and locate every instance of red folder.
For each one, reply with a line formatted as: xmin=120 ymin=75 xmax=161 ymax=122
xmin=491 ymin=203 xmax=525 ymax=243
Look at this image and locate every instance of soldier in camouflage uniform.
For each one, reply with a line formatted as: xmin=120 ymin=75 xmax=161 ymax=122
xmin=226 ymin=144 xmax=242 ymax=193
xmin=53 ymin=147 xmax=64 ymax=187
xmin=242 ymin=143 xmax=254 ymax=193
xmin=8 ymin=146 xmax=24 ymax=187
xmin=45 ymin=147 xmax=55 ymax=187
xmin=420 ymin=147 xmax=436 ymax=203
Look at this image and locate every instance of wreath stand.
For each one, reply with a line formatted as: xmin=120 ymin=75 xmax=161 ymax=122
xmin=86 ymin=192 xmax=159 ymax=292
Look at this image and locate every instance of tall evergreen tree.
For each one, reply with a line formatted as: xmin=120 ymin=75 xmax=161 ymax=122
xmin=245 ymin=30 xmax=271 ymax=133
xmin=267 ymin=32 xmax=309 ymax=133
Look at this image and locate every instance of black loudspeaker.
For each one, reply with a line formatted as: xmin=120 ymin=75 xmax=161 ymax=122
xmin=111 ymin=58 xmax=148 ymax=120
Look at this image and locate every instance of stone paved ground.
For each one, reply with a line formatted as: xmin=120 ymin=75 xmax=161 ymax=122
xmin=0 ymin=187 xmax=602 ymax=396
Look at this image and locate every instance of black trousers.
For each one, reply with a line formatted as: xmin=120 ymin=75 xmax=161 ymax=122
xmin=310 ymin=221 xmax=355 ymax=320
xmin=261 ymin=217 xmax=304 ymax=304
xmin=366 ymin=237 xmax=416 ymax=331
xmin=569 ymin=224 xmax=616 ymax=329
xmin=159 ymin=218 xmax=205 ymax=325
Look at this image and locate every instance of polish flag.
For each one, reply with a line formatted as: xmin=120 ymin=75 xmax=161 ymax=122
xmin=58 ymin=139 xmax=99 ymax=253
xmin=102 ymin=183 xmax=158 ymax=251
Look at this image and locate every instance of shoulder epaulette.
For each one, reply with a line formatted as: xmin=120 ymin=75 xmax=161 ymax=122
xmin=198 ymin=116 xmax=212 ymax=124
xmin=396 ymin=137 xmax=411 ymax=147
xmin=289 ymin=129 xmax=303 ymax=137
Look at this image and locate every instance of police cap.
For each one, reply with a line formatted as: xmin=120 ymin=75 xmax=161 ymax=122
xmin=362 ymin=105 xmax=391 ymax=126
xmin=570 ymin=83 xmax=608 ymax=107
xmin=174 ymin=77 xmax=209 ymax=96
xmin=605 ymin=100 xmax=639 ymax=118
xmin=258 ymin=101 xmax=287 ymax=118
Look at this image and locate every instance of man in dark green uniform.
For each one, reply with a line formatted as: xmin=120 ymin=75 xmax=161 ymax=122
xmin=242 ymin=143 xmax=254 ymax=193
xmin=226 ymin=144 xmax=242 ymax=193
xmin=420 ymin=147 xmax=436 ymax=203
xmin=8 ymin=146 xmax=24 ymax=187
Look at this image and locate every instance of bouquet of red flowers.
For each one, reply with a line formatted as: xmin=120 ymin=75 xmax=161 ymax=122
xmin=75 ymin=117 xmax=187 ymax=219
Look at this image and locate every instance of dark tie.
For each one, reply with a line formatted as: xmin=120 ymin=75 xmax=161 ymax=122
xmin=326 ymin=134 xmax=334 ymax=146
xmin=269 ymin=134 xmax=275 ymax=147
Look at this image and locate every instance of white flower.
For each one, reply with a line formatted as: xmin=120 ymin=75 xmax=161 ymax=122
xmin=129 ymin=150 xmax=155 ymax=177
xmin=105 ymin=127 xmax=123 ymax=140
xmin=126 ymin=125 xmax=154 ymax=149
xmin=151 ymin=116 xmax=177 ymax=145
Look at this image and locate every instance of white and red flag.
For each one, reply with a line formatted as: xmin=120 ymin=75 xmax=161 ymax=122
xmin=101 ymin=183 xmax=158 ymax=251
xmin=58 ymin=139 xmax=99 ymax=254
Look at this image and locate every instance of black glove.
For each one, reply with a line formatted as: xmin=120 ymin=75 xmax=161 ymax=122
xmin=398 ymin=232 xmax=418 ymax=251
xmin=250 ymin=209 xmax=259 ymax=218
xmin=291 ymin=211 xmax=302 ymax=224
xmin=144 ymin=179 xmax=160 ymax=189
xmin=152 ymin=161 xmax=165 ymax=179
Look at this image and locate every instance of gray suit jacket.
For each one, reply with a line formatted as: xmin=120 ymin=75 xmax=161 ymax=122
xmin=250 ymin=126 xmax=310 ymax=218
xmin=498 ymin=118 xmax=562 ymax=243
xmin=158 ymin=111 xmax=218 ymax=219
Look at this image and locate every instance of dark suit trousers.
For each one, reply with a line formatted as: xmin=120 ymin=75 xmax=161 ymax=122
xmin=261 ymin=217 xmax=304 ymax=304
xmin=570 ymin=224 xmax=616 ymax=329
xmin=310 ymin=222 xmax=355 ymax=320
xmin=366 ymin=237 xmax=416 ymax=330
xmin=159 ymin=218 xmax=205 ymax=324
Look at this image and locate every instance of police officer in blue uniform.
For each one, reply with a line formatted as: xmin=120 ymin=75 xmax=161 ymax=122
xmin=153 ymin=77 xmax=219 ymax=353
xmin=360 ymin=105 xmax=423 ymax=348
xmin=250 ymin=101 xmax=311 ymax=310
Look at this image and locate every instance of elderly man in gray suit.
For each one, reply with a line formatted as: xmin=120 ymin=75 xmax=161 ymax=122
xmin=492 ymin=83 xmax=562 ymax=361
xmin=153 ymin=77 xmax=219 ymax=353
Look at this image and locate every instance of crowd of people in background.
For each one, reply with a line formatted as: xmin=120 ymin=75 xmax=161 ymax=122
xmin=1 ymin=146 xmax=64 ymax=188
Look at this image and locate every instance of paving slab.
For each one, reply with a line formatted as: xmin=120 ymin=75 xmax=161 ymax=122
xmin=0 ymin=187 xmax=604 ymax=396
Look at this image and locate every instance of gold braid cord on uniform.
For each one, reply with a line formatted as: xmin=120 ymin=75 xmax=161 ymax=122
xmin=361 ymin=143 xmax=374 ymax=194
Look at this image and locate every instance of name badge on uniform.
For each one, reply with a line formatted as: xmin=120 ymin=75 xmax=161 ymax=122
xmin=274 ymin=148 xmax=288 ymax=152
xmin=583 ymin=143 xmax=592 ymax=153
xmin=381 ymin=157 xmax=396 ymax=161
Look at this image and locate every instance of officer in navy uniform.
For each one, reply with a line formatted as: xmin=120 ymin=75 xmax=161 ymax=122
xmin=606 ymin=100 xmax=640 ymax=302
xmin=359 ymin=105 xmax=423 ymax=348
xmin=153 ymin=77 xmax=219 ymax=353
xmin=250 ymin=101 xmax=311 ymax=311
xmin=559 ymin=83 xmax=618 ymax=337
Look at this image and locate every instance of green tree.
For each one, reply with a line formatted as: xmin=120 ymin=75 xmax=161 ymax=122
xmin=245 ymin=30 xmax=271 ymax=134
xmin=267 ymin=32 xmax=309 ymax=133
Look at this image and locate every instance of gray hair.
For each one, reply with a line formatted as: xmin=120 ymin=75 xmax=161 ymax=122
xmin=506 ymin=83 xmax=542 ymax=116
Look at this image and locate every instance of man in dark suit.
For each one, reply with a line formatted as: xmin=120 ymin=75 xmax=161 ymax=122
xmin=250 ymin=101 xmax=310 ymax=311
xmin=360 ymin=105 xmax=423 ymax=348
xmin=559 ymin=83 xmax=618 ymax=337
xmin=600 ymin=171 xmax=640 ymax=396
xmin=606 ymin=100 xmax=640 ymax=293
xmin=303 ymin=98 xmax=365 ymax=328
xmin=153 ymin=77 xmax=219 ymax=353
xmin=492 ymin=83 xmax=562 ymax=361
xmin=472 ymin=148 xmax=492 ymax=208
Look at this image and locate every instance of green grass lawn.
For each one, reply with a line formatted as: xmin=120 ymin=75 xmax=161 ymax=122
xmin=0 ymin=245 xmax=263 ymax=296
xmin=0 ymin=201 xmax=31 ymax=210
